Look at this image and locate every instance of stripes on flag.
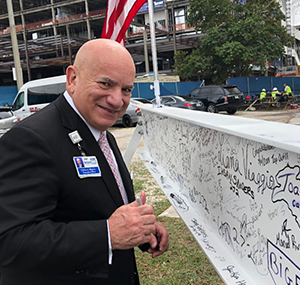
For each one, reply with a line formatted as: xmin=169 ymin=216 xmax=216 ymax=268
xmin=101 ymin=0 xmax=147 ymax=45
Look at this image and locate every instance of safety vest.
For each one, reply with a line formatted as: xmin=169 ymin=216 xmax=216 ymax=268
xmin=271 ymin=91 xmax=278 ymax=100
xmin=260 ymin=91 xmax=266 ymax=99
xmin=285 ymin=85 xmax=293 ymax=96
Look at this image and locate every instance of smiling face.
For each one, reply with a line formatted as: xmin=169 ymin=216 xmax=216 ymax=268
xmin=66 ymin=39 xmax=136 ymax=131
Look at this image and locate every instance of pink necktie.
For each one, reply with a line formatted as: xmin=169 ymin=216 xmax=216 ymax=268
xmin=99 ymin=132 xmax=127 ymax=204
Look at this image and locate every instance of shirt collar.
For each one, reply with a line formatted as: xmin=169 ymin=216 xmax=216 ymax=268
xmin=63 ymin=91 xmax=102 ymax=141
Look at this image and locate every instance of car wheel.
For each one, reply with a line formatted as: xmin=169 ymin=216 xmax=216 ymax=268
xmin=207 ymin=103 xmax=217 ymax=113
xmin=196 ymin=100 xmax=206 ymax=111
xmin=227 ymin=109 xmax=237 ymax=115
xmin=122 ymin=114 xmax=133 ymax=127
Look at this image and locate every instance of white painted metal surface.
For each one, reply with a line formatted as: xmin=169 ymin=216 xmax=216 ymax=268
xmin=138 ymin=106 xmax=300 ymax=285
xmin=123 ymin=123 xmax=143 ymax=167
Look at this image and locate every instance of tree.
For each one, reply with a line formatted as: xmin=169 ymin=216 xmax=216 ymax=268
xmin=174 ymin=0 xmax=293 ymax=84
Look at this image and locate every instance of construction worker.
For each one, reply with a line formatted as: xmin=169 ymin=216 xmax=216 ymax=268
xmin=271 ymin=87 xmax=280 ymax=101
xmin=260 ymin=88 xmax=267 ymax=100
xmin=283 ymin=83 xmax=294 ymax=97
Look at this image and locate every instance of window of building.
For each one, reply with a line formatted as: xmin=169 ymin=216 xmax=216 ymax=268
xmin=174 ymin=8 xmax=185 ymax=25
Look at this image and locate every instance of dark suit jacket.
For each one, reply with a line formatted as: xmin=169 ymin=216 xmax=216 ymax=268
xmin=0 ymin=95 xmax=139 ymax=285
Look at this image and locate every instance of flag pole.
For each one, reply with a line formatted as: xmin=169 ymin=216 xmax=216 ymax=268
xmin=147 ymin=0 xmax=161 ymax=106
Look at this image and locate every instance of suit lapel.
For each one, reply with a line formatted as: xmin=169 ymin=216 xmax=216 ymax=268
xmin=54 ymin=95 xmax=124 ymax=207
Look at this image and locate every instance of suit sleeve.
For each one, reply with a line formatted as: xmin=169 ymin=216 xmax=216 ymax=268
xmin=0 ymin=126 xmax=109 ymax=275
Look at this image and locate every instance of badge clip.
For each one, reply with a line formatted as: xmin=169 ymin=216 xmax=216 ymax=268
xmin=69 ymin=131 xmax=86 ymax=156
xmin=69 ymin=130 xmax=82 ymax=144
xmin=77 ymin=142 xmax=86 ymax=156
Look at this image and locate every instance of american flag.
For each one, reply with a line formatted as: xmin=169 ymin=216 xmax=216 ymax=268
xmin=101 ymin=0 xmax=147 ymax=45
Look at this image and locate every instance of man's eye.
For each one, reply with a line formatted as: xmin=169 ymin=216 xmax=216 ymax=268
xmin=100 ymin=82 xmax=110 ymax=87
xmin=122 ymin=88 xmax=133 ymax=95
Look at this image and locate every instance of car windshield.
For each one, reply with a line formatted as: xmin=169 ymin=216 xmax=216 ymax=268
xmin=133 ymin=98 xmax=150 ymax=103
xmin=224 ymin=87 xmax=241 ymax=95
xmin=27 ymin=82 xmax=65 ymax=106
xmin=0 ymin=110 xmax=13 ymax=119
xmin=174 ymin=96 xmax=185 ymax=101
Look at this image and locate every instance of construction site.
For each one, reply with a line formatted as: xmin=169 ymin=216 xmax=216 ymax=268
xmin=0 ymin=0 xmax=299 ymax=87
xmin=0 ymin=0 xmax=203 ymax=86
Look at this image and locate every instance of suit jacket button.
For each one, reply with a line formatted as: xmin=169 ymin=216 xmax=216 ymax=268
xmin=75 ymin=270 xmax=80 ymax=274
xmin=85 ymin=269 xmax=91 ymax=275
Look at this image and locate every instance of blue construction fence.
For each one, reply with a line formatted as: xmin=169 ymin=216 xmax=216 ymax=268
xmin=132 ymin=77 xmax=300 ymax=99
xmin=0 ymin=86 xmax=18 ymax=106
xmin=227 ymin=77 xmax=300 ymax=97
xmin=0 ymin=82 xmax=202 ymax=106
xmin=2 ymin=77 xmax=299 ymax=105
xmin=131 ymin=81 xmax=202 ymax=99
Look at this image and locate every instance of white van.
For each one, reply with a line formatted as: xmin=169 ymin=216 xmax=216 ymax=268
xmin=11 ymin=74 xmax=139 ymax=127
xmin=11 ymin=75 xmax=66 ymax=120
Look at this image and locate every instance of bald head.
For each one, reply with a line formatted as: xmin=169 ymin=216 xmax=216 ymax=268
xmin=66 ymin=39 xmax=136 ymax=131
xmin=73 ymin=39 xmax=135 ymax=76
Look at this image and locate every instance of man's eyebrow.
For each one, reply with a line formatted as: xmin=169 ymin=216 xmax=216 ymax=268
xmin=98 ymin=77 xmax=117 ymax=85
xmin=123 ymin=84 xmax=134 ymax=89
xmin=98 ymin=77 xmax=134 ymax=89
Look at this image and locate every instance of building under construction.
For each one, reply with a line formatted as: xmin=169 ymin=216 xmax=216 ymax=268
xmin=0 ymin=0 xmax=200 ymax=86
xmin=0 ymin=0 xmax=299 ymax=87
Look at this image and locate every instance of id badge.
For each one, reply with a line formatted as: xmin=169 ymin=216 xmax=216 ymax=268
xmin=73 ymin=156 xmax=101 ymax=178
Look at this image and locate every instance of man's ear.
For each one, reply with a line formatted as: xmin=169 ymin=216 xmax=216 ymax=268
xmin=66 ymin=66 xmax=77 ymax=95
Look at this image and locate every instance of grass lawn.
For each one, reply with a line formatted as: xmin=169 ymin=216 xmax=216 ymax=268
xmin=129 ymin=161 xmax=224 ymax=285
xmin=135 ymin=216 xmax=224 ymax=285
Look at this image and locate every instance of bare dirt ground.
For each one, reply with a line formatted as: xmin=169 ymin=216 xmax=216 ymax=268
xmin=234 ymin=108 xmax=300 ymax=124
xmin=109 ymin=126 xmax=165 ymax=206
xmin=109 ymin=127 xmax=143 ymax=159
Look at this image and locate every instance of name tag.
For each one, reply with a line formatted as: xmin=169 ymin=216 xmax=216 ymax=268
xmin=73 ymin=156 xmax=101 ymax=178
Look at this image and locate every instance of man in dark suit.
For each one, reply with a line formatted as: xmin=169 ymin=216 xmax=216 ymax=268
xmin=0 ymin=39 xmax=169 ymax=285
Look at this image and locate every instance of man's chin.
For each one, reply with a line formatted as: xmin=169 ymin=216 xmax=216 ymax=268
xmin=91 ymin=118 xmax=118 ymax=131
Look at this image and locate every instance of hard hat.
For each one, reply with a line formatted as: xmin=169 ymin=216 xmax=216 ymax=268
xmin=273 ymin=87 xmax=278 ymax=91
xmin=262 ymin=88 xmax=266 ymax=92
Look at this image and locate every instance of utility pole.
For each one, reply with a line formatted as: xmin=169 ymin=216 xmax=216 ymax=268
xmin=171 ymin=1 xmax=177 ymax=54
xmin=143 ymin=27 xmax=150 ymax=74
xmin=19 ymin=0 xmax=31 ymax=81
xmin=6 ymin=0 xmax=23 ymax=89
xmin=285 ymin=0 xmax=293 ymax=70
xmin=84 ymin=0 xmax=92 ymax=40
xmin=148 ymin=0 xmax=161 ymax=105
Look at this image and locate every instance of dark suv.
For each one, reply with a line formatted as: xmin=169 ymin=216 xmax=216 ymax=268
xmin=187 ymin=85 xmax=244 ymax=114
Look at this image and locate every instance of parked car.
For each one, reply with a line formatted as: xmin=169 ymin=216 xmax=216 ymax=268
xmin=130 ymin=98 xmax=152 ymax=105
xmin=0 ymin=107 xmax=19 ymax=137
xmin=187 ymin=85 xmax=244 ymax=114
xmin=114 ymin=102 xmax=139 ymax=127
xmin=151 ymin=95 xmax=206 ymax=111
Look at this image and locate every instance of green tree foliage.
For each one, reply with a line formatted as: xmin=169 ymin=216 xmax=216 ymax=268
xmin=174 ymin=0 xmax=293 ymax=84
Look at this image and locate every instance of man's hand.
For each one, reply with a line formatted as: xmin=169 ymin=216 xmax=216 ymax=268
xmin=148 ymin=222 xmax=169 ymax=258
xmin=108 ymin=196 xmax=156 ymax=250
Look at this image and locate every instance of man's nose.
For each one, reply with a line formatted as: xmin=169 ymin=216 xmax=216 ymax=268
xmin=107 ymin=88 xmax=123 ymax=107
